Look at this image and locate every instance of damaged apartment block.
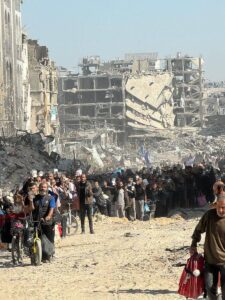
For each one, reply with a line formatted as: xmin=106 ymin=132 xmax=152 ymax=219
xmin=28 ymin=40 xmax=59 ymax=140
xmin=58 ymin=56 xmax=125 ymax=146
xmin=58 ymin=53 xmax=204 ymax=149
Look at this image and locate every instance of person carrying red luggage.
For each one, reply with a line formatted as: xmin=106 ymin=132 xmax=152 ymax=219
xmin=190 ymin=191 xmax=225 ymax=300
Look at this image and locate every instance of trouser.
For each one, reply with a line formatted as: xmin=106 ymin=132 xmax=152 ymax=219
xmin=80 ymin=204 xmax=93 ymax=233
xmin=41 ymin=224 xmax=55 ymax=259
xmin=135 ymin=199 xmax=144 ymax=221
xmin=149 ymin=203 xmax=156 ymax=219
xmin=127 ymin=198 xmax=136 ymax=220
xmin=41 ymin=224 xmax=55 ymax=244
xmin=106 ymin=200 xmax=112 ymax=217
xmin=61 ymin=215 xmax=67 ymax=238
xmin=97 ymin=204 xmax=107 ymax=215
xmin=115 ymin=204 xmax=125 ymax=218
xmin=205 ymin=262 xmax=225 ymax=300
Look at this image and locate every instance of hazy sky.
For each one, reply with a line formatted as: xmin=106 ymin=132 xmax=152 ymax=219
xmin=22 ymin=0 xmax=225 ymax=81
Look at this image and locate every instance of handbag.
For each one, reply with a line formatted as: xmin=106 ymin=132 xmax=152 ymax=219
xmin=178 ymin=253 xmax=205 ymax=299
xmin=144 ymin=203 xmax=150 ymax=213
xmin=41 ymin=234 xmax=54 ymax=259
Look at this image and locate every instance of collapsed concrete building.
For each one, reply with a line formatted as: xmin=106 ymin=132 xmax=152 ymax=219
xmin=58 ymin=57 xmax=125 ymax=149
xmin=125 ymin=73 xmax=174 ymax=130
xmin=166 ymin=54 xmax=204 ymax=127
xmin=58 ymin=53 xmax=204 ymax=153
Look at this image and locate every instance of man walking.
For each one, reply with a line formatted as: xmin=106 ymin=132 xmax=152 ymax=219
xmin=77 ymin=174 xmax=94 ymax=234
xmin=126 ymin=177 xmax=136 ymax=220
xmin=190 ymin=193 xmax=225 ymax=299
xmin=33 ymin=182 xmax=56 ymax=262
xmin=115 ymin=181 xmax=126 ymax=218
xmin=135 ymin=177 xmax=146 ymax=221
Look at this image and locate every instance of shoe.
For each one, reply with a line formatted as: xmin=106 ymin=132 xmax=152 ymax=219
xmin=81 ymin=230 xmax=85 ymax=234
xmin=90 ymin=230 xmax=94 ymax=234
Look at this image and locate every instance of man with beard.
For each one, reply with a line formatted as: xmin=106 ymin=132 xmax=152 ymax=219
xmin=33 ymin=182 xmax=56 ymax=262
xmin=190 ymin=192 xmax=225 ymax=299
xmin=77 ymin=174 xmax=94 ymax=234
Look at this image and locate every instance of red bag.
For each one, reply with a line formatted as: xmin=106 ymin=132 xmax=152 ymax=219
xmin=178 ymin=253 xmax=205 ymax=299
xmin=57 ymin=223 xmax=62 ymax=237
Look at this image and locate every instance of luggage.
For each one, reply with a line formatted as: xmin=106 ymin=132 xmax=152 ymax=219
xmin=41 ymin=234 xmax=54 ymax=259
xmin=178 ymin=253 xmax=205 ymax=299
xmin=1 ymin=219 xmax=12 ymax=243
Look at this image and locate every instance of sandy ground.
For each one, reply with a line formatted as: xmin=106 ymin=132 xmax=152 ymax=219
xmin=0 ymin=215 xmax=203 ymax=300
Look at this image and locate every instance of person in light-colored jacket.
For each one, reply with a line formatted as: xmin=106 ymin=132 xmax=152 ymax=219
xmin=115 ymin=181 xmax=126 ymax=218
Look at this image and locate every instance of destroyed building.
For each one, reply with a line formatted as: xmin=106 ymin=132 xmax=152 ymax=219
xmin=0 ymin=0 xmax=25 ymax=135
xmin=125 ymin=72 xmax=174 ymax=130
xmin=0 ymin=1 xmax=59 ymax=141
xmin=166 ymin=54 xmax=204 ymax=127
xmin=28 ymin=40 xmax=59 ymax=140
xmin=58 ymin=56 xmax=126 ymax=148
xmin=58 ymin=53 xmax=204 ymax=154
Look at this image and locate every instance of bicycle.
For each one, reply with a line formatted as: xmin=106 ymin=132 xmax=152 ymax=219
xmin=11 ymin=216 xmax=26 ymax=265
xmin=29 ymin=220 xmax=42 ymax=266
xmin=62 ymin=202 xmax=79 ymax=236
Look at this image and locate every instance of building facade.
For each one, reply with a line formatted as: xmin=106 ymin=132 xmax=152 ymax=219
xmin=0 ymin=0 xmax=24 ymax=135
xmin=28 ymin=39 xmax=59 ymax=137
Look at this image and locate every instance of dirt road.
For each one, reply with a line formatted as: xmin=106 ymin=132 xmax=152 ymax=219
xmin=0 ymin=216 xmax=200 ymax=300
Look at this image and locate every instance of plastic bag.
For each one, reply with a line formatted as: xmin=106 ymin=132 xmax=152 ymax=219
xmin=178 ymin=253 xmax=205 ymax=299
xmin=144 ymin=203 xmax=150 ymax=213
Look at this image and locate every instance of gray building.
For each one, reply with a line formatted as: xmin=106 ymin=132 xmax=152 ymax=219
xmin=0 ymin=0 xmax=24 ymax=135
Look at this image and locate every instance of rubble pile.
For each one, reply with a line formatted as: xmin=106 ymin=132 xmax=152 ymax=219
xmin=141 ymin=128 xmax=225 ymax=167
xmin=201 ymin=115 xmax=225 ymax=136
xmin=0 ymin=132 xmax=57 ymax=192
xmin=68 ymin=127 xmax=225 ymax=172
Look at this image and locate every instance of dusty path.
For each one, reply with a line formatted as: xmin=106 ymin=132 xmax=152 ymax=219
xmin=0 ymin=216 xmax=200 ymax=300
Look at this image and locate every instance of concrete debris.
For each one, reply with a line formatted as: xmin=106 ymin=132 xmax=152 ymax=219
xmin=0 ymin=132 xmax=59 ymax=192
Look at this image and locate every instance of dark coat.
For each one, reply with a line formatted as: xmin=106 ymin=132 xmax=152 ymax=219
xmin=77 ymin=181 xmax=93 ymax=205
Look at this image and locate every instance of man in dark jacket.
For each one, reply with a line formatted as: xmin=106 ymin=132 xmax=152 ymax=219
xmin=135 ymin=177 xmax=146 ymax=221
xmin=126 ymin=177 xmax=136 ymax=220
xmin=77 ymin=174 xmax=94 ymax=234
xmin=33 ymin=182 xmax=56 ymax=262
xmin=93 ymin=181 xmax=107 ymax=215
xmin=102 ymin=180 xmax=113 ymax=217
xmin=190 ymin=193 xmax=225 ymax=299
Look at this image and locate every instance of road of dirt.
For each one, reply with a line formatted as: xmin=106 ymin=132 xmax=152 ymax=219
xmin=0 ymin=216 xmax=201 ymax=300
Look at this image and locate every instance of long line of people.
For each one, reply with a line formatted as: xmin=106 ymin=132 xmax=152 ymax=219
xmin=0 ymin=162 xmax=220 ymax=264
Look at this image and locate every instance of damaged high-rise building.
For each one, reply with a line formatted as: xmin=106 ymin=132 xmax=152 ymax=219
xmin=166 ymin=53 xmax=204 ymax=127
xmin=58 ymin=53 xmax=202 ymax=148
xmin=28 ymin=40 xmax=59 ymax=138
xmin=58 ymin=56 xmax=126 ymax=146
xmin=0 ymin=1 xmax=58 ymax=142
xmin=0 ymin=0 xmax=25 ymax=135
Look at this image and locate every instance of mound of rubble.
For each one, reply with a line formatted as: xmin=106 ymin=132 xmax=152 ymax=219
xmin=0 ymin=132 xmax=58 ymax=192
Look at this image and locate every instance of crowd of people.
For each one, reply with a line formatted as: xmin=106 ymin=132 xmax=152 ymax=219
xmin=0 ymin=162 xmax=221 ymax=264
